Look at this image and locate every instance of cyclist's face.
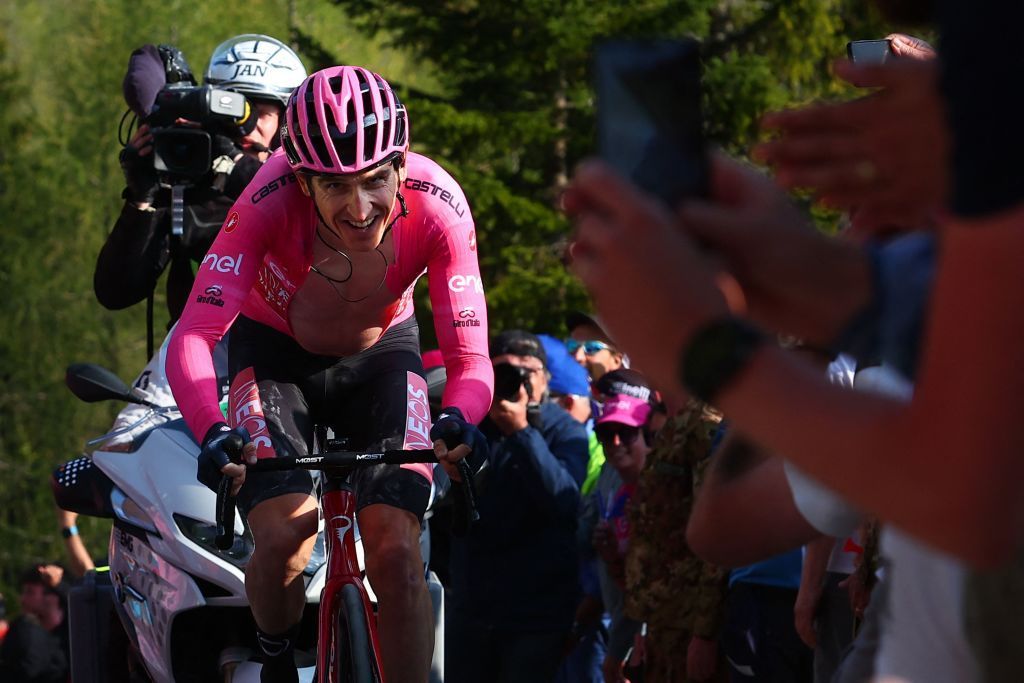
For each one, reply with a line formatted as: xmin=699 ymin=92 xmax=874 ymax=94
xmin=301 ymin=162 xmax=406 ymax=251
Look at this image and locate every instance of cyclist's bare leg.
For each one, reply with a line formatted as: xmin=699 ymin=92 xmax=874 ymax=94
xmin=359 ymin=503 xmax=432 ymax=683
xmin=246 ymin=493 xmax=319 ymax=630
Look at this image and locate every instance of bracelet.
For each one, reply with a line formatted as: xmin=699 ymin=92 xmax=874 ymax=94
xmin=680 ymin=317 xmax=766 ymax=404
xmin=61 ymin=525 xmax=79 ymax=539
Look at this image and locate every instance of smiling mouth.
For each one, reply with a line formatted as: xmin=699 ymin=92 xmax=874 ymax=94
xmin=343 ymin=215 xmax=379 ymax=231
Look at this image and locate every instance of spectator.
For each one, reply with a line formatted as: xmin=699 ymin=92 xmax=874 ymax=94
xmin=56 ymin=508 xmax=94 ymax=579
xmin=446 ymin=330 xmax=588 ymax=683
xmin=563 ymin=20 xmax=1020 ymax=570
xmin=566 ymin=311 xmax=627 ymax=382
xmin=542 ymin=334 xmax=607 ymax=683
xmin=580 ymin=392 xmax=652 ymax=683
xmin=0 ymin=564 xmax=70 ymax=683
xmin=540 ymin=334 xmax=605 ymax=493
xmin=624 ymin=397 xmax=727 ymax=683
xmin=0 ymin=594 xmax=8 ymax=645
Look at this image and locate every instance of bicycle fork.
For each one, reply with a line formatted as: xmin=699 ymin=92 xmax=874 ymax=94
xmin=320 ymin=484 xmax=385 ymax=682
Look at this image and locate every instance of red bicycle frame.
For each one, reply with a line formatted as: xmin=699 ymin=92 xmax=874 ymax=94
xmin=320 ymin=477 xmax=382 ymax=681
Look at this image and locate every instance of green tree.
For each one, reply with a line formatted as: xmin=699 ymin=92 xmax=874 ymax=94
xmin=330 ymin=0 xmax=891 ymax=342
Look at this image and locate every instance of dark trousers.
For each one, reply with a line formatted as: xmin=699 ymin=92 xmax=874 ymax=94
xmin=722 ymin=582 xmax=813 ymax=683
xmin=446 ymin=609 xmax=568 ymax=683
xmin=813 ymin=573 xmax=856 ymax=683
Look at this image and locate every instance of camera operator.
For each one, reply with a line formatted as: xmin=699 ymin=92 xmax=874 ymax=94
xmin=94 ymin=34 xmax=306 ymax=348
xmin=446 ymin=330 xmax=589 ymax=683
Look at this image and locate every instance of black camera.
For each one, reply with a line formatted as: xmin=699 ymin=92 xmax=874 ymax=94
xmin=493 ymin=362 xmax=534 ymax=403
xmin=146 ymin=84 xmax=255 ymax=181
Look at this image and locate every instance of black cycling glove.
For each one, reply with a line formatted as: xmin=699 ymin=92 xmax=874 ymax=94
xmin=198 ymin=422 xmax=250 ymax=492
xmin=119 ymin=144 xmax=159 ymax=205
xmin=429 ymin=406 xmax=488 ymax=476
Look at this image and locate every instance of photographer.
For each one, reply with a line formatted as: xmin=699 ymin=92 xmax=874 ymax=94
xmin=94 ymin=34 xmax=306 ymax=343
xmin=446 ymin=330 xmax=589 ymax=683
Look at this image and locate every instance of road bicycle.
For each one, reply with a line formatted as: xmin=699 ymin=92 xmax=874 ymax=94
xmin=215 ymin=433 xmax=478 ymax=682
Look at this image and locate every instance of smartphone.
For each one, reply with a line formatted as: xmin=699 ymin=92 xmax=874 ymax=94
xmin=595 ymin=39 xmax=708 ymax=205
xmin=847 ymin=39 xmax=894 ymax=65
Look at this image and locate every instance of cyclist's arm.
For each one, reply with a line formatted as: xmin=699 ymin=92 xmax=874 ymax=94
xmin=166 ymin=197 xmax=273 ymax=442
xmin=426 ymin=213 xmax=493 ymax=424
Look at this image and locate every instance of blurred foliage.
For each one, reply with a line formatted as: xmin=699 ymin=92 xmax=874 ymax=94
xmin=0 ymin=0 xmax=899 ymax=603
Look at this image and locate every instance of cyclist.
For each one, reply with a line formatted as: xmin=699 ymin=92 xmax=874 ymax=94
xmin=166 ymin=65 xmax=492 ymax=683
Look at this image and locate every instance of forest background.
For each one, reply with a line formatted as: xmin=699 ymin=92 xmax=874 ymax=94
xmin=0 ymin=0 xmax=892 ymax=603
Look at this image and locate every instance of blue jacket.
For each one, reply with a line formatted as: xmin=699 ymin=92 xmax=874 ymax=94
xmin=448 ymin=401 xmax=588 ymax=632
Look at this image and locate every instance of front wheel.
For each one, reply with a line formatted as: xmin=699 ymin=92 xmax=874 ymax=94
xmin=326 ymin=583 xmax=378 ymax=683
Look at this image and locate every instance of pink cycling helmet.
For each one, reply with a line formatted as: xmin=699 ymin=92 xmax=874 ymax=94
xmin=281 ymin=65 xmax=408 ymax=174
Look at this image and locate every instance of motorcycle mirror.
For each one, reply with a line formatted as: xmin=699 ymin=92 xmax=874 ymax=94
xmin=66 ymin=363 xmax=147 ymax=405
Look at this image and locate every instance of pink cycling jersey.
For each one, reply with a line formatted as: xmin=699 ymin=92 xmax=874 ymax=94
xmin=167 ymin=150 xmax=493 ymax=443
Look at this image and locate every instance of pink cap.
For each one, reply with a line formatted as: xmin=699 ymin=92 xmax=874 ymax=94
xmin=597 ymin=394 xmax=652 ymax=428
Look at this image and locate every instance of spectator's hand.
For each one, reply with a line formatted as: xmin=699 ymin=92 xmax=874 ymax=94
xmin=678 ymin=153 xmax=871 ymax=346
xmin=566 ymin=160 xmax=728 ymax=395
xmin=755 ymin=54 xmax=945 ymax=237
xmin=211 ymin=133 xmax=243 ymax=163
xmin=37 ymin=564 xmax=64 ymax=588
xmin=197 ymin=424 xmax=254 ymax=496
xmin=57 ymin=507 xmax=78 ymax=528
xmin=430 ymin=406 xmax=488 ymax=482
xmin=120 ymin=123 xmax=159 ymax=206
xmin=686 ymin=636 xmax=718 ymax=681
xmin=887 ymin=33 xmax=937 ymax=61
xmin=488 ymin=385 xmax=530 ymax=436
xmin=839 ymin=571 xmax=871 ymax=619
xmin=793 ymin=581 xmax=822 ymax=648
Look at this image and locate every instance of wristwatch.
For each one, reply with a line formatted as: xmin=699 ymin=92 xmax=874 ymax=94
xmin=680 ymin=317 xmax=765 ymax=404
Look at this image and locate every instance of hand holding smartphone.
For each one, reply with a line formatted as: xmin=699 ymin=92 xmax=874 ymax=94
xmin=594 ymin=39 xmax=708 ymax=206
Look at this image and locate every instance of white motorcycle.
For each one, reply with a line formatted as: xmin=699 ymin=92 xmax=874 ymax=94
xmin=55 ymin=362 xmax=445 ymax=683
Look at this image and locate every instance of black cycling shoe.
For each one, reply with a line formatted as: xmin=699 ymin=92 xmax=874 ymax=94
xmin=257 ymin=626 xmax=300 ymax=683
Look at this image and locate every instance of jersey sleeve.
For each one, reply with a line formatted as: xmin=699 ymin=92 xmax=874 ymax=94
xmin=166 ymin=169 xmax=281 ymax=442
xmin=425 ymin=214 xmax=493 ymax=425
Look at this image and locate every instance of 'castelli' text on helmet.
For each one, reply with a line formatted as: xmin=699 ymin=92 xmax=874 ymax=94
xmin=280 ymin=66 xmax=410 ymax=175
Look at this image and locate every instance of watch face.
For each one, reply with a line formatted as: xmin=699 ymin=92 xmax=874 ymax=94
xmin=680 ymin=318 xmax=764 ymax=403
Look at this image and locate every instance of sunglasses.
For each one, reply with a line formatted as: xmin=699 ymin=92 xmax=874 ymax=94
xmin=595 ymin=424 xmax=642 ymax=447
xmin=565 ymin=339 xmax=612 ymax=355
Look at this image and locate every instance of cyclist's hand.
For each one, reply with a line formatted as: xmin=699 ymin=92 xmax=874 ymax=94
xmin=198 ymin=423 xmax=254 ymax=496
xmin=430 ymin=406 xmax=487 ymax=482
xmin=120 ymin=124 xmax=159 ymax=206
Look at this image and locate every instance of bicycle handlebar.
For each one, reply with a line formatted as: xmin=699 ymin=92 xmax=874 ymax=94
xmin=214 ymin=448 xmax=480 ymax=550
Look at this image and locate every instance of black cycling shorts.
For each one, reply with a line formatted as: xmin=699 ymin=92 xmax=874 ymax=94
xmin=226 ymin=315 xmax=433 ymax=518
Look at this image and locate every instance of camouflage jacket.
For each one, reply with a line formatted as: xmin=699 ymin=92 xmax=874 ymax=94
xmin=624 ymin=402 xmax=729 ymax=639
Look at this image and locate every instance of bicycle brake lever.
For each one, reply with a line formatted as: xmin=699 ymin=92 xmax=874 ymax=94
xmin=215 ymin=475 xmax=237 ymax=550
xmin=455 ymin=459 xmax=480 ymax=524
